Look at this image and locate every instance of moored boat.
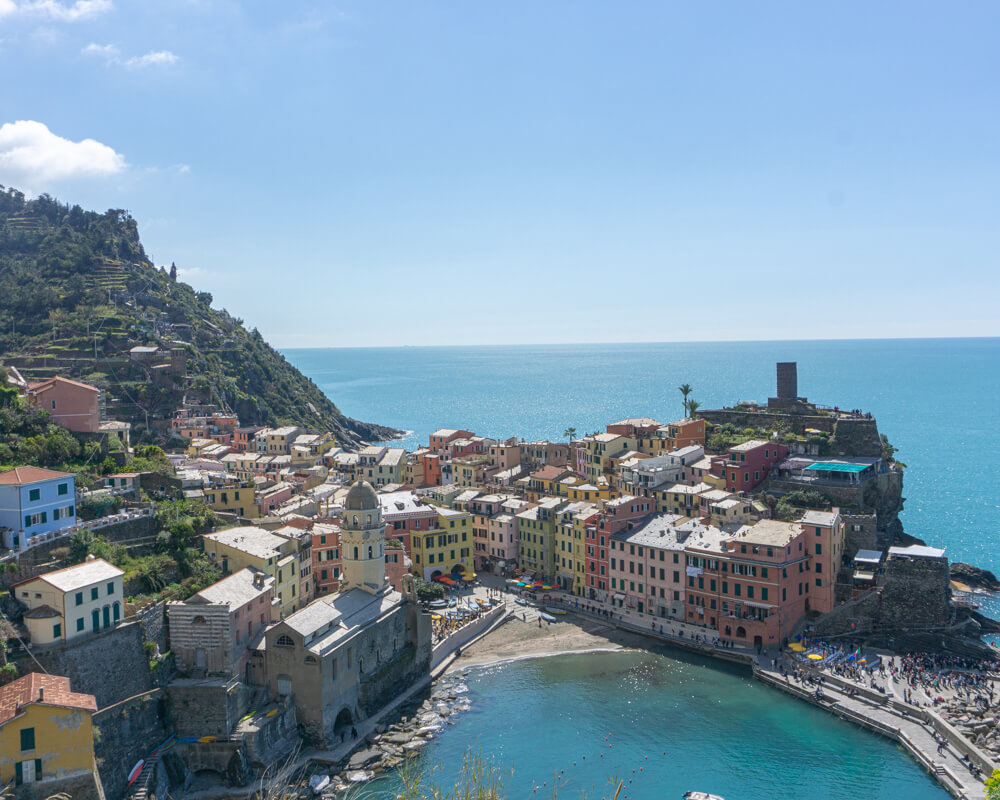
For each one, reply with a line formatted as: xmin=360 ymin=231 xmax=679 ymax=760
xmin=682 ymin=792 xmax=725 ymax=800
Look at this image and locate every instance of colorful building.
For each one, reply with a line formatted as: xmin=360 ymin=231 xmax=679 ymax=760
xmin=0 ymin=467 xmax=77 ymax=552
xmin=203 ymin=526 xmax=306 ymax=615
xmin=12 ymin=557 xmax=125 ymax=645
xmin=22 ymin=376 xmax=100 ymax=434
xmin=0 ymin=673 xmax=97 ymax=792
xmin=712 ymin=440 xmax=788 ymax=493
xmin=608 ymin=514 xmax=688 ymax=618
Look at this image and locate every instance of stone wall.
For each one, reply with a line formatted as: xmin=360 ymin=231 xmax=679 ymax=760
xmin=93 ymin=690 xmax=169 ymax=800
xmin=841 ymin=513 xmax=879 ymax=558
xmin=166 ymin=679 xmax=251 ymax=740
xmin=174 ymin=742 xmax=250 ymax=786
xmin=879 ymin=554 xmax=951 ymax=632
xmin=137 ymin=600 xmax=168 ymax=655
xmin=700 ymin=410 xmax=884 ymax=459
xmin=20 ymin=770 xmax=105 ymax=800
xmin=20 ymin=620 xmax=154 ymax=708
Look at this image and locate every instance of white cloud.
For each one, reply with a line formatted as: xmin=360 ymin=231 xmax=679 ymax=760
xmin=176 ymin=267 xmax=202 ymax=280
xmin=83 ymin=41 xmax=178 ymax=69
xmin=123 ymin=49 xmax=177 ymax=68
xmin=0 ymin=120 xmax=125 ymax=193
xmin=1 ymin=0 xmax=112 ymax=22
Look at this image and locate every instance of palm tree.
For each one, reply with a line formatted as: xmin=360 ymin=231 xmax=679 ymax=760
xmin=686 ymin=399 xmax=702 ymax=418
xmin=563 ymin=427 xmax=577 ymax=469
xmin=678 ymin=384 xmax=692 ymax=417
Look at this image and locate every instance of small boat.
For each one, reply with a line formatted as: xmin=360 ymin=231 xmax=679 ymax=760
xmin=309 ymin=774 xmax=331 ymax=795
xmin=127 ymin=761 xmax=144 ymax=786
xmin=683 ymin=793 xmax=725 ymax=800
xmin=545 ymin=607 xmax=567 ymax=615
xmin=540 ymin=612 xmax=556 ymax=623
xmin=515 ymin=597 xmax=528 ymax=606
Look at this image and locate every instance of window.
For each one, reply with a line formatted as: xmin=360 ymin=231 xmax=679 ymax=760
xmin=75 ymin=592 xmax=83 ymax=606
xmin=275 ymin=635 xmax=295 ymax=647
xmin=815 ymin=543 xmax=822 ymax=555
xmin=91 ymin=587 xmax=98 ymax=601
xmin=107 ymin=582 xmax=115 ymax=595
xmin=28 ymin=489 xmax=40 ymax=502
xmin=20 ymin=728 xmax=35 ymax=751
xmin=761 ymin=588 xmax=768 ymax=601
xmin=53 ymin=623 xmax=61 ymax=638
xmin=76 ymin=618 xmax=84 ymax=631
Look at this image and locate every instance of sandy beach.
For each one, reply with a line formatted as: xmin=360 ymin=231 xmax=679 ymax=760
xmin=447 ymin=609 xmax=653 ymax=671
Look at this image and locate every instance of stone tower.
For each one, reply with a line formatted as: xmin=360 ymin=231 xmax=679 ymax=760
xmin=339 ymin=480 xmax=387 ymax=595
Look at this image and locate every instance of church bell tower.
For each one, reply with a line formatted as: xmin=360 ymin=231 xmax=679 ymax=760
xmin=339 ymin=480 xmax=387 ymax=595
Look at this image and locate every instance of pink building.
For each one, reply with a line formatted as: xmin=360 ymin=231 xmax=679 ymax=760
xmin=311 ymin=521 xmax=342 ymax=595
xmin=166 ymin=567 xmax=278 ymax=678
xmin=257 ymin=481 xmax=293 ymax=515
xmin=606 ymin=417 xmax=662 ymax=437
xmin=23 ymin=376 xmax=100 ymax=433
xmin=684 ymin=519 xmax=811 ymax=648
xmin=429 ymin=428 xmax=474 ymax=454
xmin=607 ymin=514 xmax=688 ymax=618
xmin=385 ymin=546 xmax=409 ymax=592
xmin=712 ymin=440 xmax=788 ymax=493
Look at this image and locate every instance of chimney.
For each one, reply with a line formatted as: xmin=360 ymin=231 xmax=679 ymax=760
xmin=38 ymin=687 xmax=44 ymax=702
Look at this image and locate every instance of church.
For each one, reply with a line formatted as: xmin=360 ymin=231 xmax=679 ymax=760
xmin=263 ymin=480 xmax=432 ymax=744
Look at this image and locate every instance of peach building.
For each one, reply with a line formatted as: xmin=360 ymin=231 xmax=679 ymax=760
xmin=23 ymin=377 xmax=100 ymax=433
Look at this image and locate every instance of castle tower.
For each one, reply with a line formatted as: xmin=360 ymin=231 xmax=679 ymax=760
xmin=339 ymin=480 xmax=387 ymax=595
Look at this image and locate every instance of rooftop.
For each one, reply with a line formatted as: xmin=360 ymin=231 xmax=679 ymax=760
xmin=729 ymin=439 xmax=771 ymax=452
xmin=280 ymin=587 xmax=403 ymax=654
xmin=799 ymin=510 xmax=839 ymax=526
xmin=0 ymin=466 xmax=73 ymax=486
xmin=204 ymin=526 xmax=290 ymax=559
xmin=192 ymin=568 xmax=273 ymax=608
xmin=733 ymin=519 xmax=802 ymax=547
xmin=0 ymin=673 xmax=96 ymax=725
xmin=15 ymin=557 xmax=123 ymax=593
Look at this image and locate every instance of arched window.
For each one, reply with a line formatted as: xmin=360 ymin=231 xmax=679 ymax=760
xmin=353 ymin=515 xmax=359 ymax=526
xmin=366 ymin=513 xmax=372 ymax=525
xmin=353 ymin=546 xmax=359 ymax=560
xmin=192 ymin=615 xmax=207 ymax=625
xmin=113 ymin=602 xmax=121 ymax=623
xmin=304 ymin=655 xmax=317 ymax=665
xmin=275 ymin=635 xmax=295 ymax=648
xmin=367 ymin=546 xmax=373 ymax=559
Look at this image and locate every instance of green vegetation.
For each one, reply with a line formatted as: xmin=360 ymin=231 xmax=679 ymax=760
xmin=0 ymin=186 xmax=395 ymax=446
xmin=415 ymin=577 xmax=445 ymax=602
xmin=773 ymin=489 xmax=833 ymax=521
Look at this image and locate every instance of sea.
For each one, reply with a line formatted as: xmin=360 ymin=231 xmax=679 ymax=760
xmin=283 ymin=338 xmax=1000 ymax=797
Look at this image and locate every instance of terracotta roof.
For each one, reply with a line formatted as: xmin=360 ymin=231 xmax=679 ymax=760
xmin=0 ymin=466 xmax=74 ymax=485
xmin=23 ymin=604 xmax=61 ymax=619
xmin=0 ymin=673 xmax=96 ymax=726
xmin=27 ymin=376 xmax=99 ymax=394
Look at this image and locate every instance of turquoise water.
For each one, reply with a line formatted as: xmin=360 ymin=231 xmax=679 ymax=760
xmin=285 ymin=338 xmax=1000 ymax=575
xmin=355 ymin=650 xmax=947 ymax=799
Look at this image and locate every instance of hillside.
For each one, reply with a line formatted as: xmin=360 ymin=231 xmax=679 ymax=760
xmin=0 ymin=186 xmax=398 ymax=447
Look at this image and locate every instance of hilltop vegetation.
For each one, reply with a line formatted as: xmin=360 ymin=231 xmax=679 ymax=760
xmin=0 ymin=186 xmax=397 ymax=446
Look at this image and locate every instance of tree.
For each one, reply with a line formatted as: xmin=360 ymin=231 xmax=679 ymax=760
xmin=985 ymin=769 xmax=1000 ymax=800
xmin=563 ymin=427 xmax=577 ymax=465
xmin=686 ymin=399 xmax=701 ymax=418
xmin=679 ymin=383 xmax=692 ymax=417
xmin=169 ymin=262 xmax=177 ymax=281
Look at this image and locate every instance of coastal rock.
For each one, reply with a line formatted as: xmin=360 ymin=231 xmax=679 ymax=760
xmin=347 ymin=749 xmax=382 ymax=770
xmin=346 ymin=770 xmax=374 ymax=784
xmin=951 ymin=563 xmax=1000 ymax=592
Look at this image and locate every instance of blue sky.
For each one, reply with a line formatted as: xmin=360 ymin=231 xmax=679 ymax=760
xmin=1 ymin=1 xmax=998 ymax=347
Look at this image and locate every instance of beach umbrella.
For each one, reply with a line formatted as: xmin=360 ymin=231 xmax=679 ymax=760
xmin=807 ymin=654 xmax=824 ymax=660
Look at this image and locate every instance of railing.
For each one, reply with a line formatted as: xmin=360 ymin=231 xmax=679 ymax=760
xmin=19 ymin=506 xmax=155 ymax=552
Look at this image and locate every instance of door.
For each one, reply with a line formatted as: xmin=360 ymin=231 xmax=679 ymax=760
xmin=195 ymin=648 xmax=206 ymax=669
xmin=92 ymin=609 xmax=100 ymax=632
xmin=103 ymin=606 xmax=110 ymax=628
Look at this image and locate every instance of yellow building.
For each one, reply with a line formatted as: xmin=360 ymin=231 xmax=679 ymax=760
xmin=516 ymin=496 xmax=566 ymax=578
xmin=0 ymin=673 xmax=97 ymax=791
xmin=580 ymin=433 xmax=637 ymax=482
xmin=204 ymin=484 xmax=259 ymax=518
xmin=452 ymin=455 xmax=490 ymax=488
xmin=202 ymin=526 xmax=305 ymax=615
xmin=408 ymin=507 xmax=474 ymax=580
xmin=12 ymin=557 xmax=125 ymax=645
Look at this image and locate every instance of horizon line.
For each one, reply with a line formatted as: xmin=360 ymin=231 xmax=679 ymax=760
xmin=277 ymin=334 xmax=1000 ymax=352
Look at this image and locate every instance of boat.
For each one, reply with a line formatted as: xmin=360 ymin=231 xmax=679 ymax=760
xmin=309 ymin=774 xmax=331 ymax=795
xmin=682 ymin=793 xmax=725 ymax=800
xmin=545 ymin=607 xmax=567 ymax=615
xmin=540 ymin=612 xmax=556 ymax=623
xmin=515 ymin=597 xmax=528 ymax=606
xmin=127 ymin=761 xmax=144 ymax=786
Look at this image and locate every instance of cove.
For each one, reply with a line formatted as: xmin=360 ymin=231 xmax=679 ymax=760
xmin=352 ymin=648 xmax=949 ymax=799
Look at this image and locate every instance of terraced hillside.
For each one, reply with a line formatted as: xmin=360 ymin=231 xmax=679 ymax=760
xmin=0 ymin=186 xmax=397 ymax=446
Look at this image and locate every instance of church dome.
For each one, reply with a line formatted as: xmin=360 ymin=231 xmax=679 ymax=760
xmin=344 ymin=480 xmax=379 ymax=511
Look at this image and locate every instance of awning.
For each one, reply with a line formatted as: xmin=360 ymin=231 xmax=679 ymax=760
xmin=740 ymin=600 xmax=775 ymax=609
xmin=613 ymin=592 xmax=626 ymax=600
xmin=685 ymin=566 xmax=703 ymax=577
